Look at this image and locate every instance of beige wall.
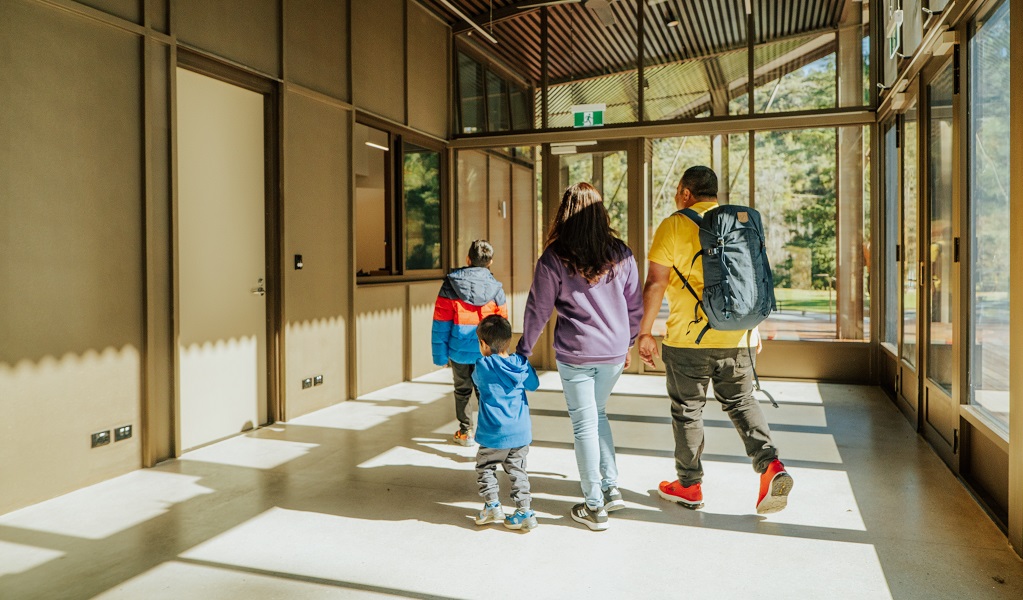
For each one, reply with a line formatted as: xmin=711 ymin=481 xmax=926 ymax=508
xmin=0 ymin=0 xmax=144 ymax=514
xmin=354 ymin=286 xmax=407 ymax=396
xmin=177 ymin=0 xmax=281 ymax=77
xmin=408 ymin=282 xmax=443 ymax=379
xmin=408 ymin=2 xmax=451 ymax=138
xmin=283 ymin=91 xmax=352 ymax=419
xmin=0 ymin=0 xmax=452 ymax=514
xmin=352 ymin=0 xmax=406 ymax=122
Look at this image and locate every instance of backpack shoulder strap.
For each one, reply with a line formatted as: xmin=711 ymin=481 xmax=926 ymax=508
xmin=678 ymin=207 xmax=703 ymax=226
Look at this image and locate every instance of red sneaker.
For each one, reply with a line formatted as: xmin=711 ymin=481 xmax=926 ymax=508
xmin=657 ymin=480 xmax=704 ymax=509
xmin=757 ymin=459 xmax=793 ymax=514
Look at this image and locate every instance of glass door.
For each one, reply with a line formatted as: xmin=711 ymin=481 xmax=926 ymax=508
xmin=922 ymin=58 xmax=959 ymax=464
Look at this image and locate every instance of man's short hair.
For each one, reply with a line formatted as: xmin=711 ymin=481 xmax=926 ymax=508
xmin=477 ymin=314 xmax=511 ymax=353
xmin=468 ymin=240 xmax=494 ymax=267
xmin=680 ymin=166 xmax=718 ymax=199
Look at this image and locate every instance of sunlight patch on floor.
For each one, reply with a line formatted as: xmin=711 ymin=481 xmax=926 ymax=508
xmin=180 ymin=436 xmax=319 ymax=470
xmin=287 ymin=400 xmax=417 ymax=431
xmin=177 ymin=506 xmax=892 ymax=599
xmin=0 ymin=471 xmax=212 ymax=540
xmin=0 ymin=541 xmax=64 ymax=577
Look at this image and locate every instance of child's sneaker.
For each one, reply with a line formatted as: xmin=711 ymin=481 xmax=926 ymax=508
xmin=657 ymin=480 xmax=704 ymax=509
xmin=474 ymin=501 xmax=504 ymax=525
xmin=570 ymin=503 xmax=609 ymax=531
xmin=756 ymin=459 xmax=793 ymax=514
xmin=503 ymin=508 xmax=537 ymax=531
xmin=602 ymin=486 xmax=625 ymax=512
xmin=453 ymin=429 xmax=475 ymax=446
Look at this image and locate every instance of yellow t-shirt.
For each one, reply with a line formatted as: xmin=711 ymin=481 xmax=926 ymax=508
xmin=648 ymin=202 xmax=756 ymax=349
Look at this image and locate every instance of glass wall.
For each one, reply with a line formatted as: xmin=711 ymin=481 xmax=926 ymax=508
xmin=883 ymin=123 xmax=899 ymax=349
xmin=456 ymin=50 xmax=533 ymax=134
xmin=648 ymin=127 xmax=875 ymax=343
xmin=750 ymin=33 xmax=837 ymax=114
xmin=756 ymin=128 xmax=838 ymax=341
xmin=644 ymin=0 xmax=747 ymax=120
xmin=926 ymin=63 xmax=955 ymax=394
xmin=453 ymin=0 xmax=871 ymax=135
xmin=902 ymin=104 xmax=919 ymax=367
xmin=546 ymin=1 xmax=640 ymax=127
xmin=968 ymin=0 xmax=1011 ymax=428
xmin=602 ymin=151 xmax=629 ymax=243
xmin=457 ymin=52 xmax=485 ymax=134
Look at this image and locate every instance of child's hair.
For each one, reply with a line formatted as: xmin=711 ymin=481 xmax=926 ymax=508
xmin=468 ymin=240 xmax=494 ymax=267
xmin=477 ymin=314 xmax=512 ymax=353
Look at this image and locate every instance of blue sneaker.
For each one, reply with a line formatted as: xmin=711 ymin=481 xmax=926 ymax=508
xmin=474 ymin=501 xmax=504 ymax=525
xmin=503 ymin=508 xmax=537 ymax=531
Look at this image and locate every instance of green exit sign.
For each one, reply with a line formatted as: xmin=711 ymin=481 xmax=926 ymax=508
xmin=571 ymin=104 xmax=606 ymax=128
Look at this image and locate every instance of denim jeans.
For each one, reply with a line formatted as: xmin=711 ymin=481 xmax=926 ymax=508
xmin=556 ymin=361 xmax=624 ymax=509
xmin=661 ymin=345 xmax=778 ymax=485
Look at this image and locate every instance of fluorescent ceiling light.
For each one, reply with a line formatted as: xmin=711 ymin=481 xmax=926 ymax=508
xmin=438 ymin=0 xmax=498 ymax=44
xmin=550 ymin=146 xmax=577 ymax=155
xmin=365 ymin=142 xmax=389 ymax=152
xmin=551 ymin=140 xmax=597 ymax=147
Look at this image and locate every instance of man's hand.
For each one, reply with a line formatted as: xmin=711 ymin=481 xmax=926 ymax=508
xmin=637 ymin=333 xmax=659 ymax=368
xmin=624 ymin=350 xmax=632 ymax=370
xmin=756 ymin=335 xmax=763 ymax=355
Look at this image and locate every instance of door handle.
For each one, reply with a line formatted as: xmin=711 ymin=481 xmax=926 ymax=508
xmin=251 ymin=278 xmax=266 ymax=296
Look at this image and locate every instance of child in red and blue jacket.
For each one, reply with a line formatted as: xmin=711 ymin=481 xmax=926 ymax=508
xmin=432 ymin=240 xmax=508 ymax=446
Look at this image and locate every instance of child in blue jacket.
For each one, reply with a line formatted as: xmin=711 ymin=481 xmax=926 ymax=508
xmin=472 ymin=314 xmax=540 ymax=531
xmin=431 ymin=240 xmax=508 ymax=446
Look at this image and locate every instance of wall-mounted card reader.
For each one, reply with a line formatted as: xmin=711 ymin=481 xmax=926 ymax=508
xmin=295 ymin=254 xmax=304 ymax=270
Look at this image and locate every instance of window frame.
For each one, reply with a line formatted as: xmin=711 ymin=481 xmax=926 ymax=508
xmin=355 ymin=113 xmax=448 ymax=284
xmin=454 ymin=43 xmax=536 ymax=136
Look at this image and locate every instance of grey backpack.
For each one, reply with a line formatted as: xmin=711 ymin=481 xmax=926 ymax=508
xmin=673 ymin=205 xmax=776 ymax=344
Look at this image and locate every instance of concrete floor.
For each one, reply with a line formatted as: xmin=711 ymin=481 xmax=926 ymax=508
xmin=2 ymin=372 xmax=1021 ymax=599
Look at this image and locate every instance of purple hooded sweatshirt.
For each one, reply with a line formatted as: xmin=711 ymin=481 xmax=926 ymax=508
xmin=516 ymin=245 xmax=643 ymax=365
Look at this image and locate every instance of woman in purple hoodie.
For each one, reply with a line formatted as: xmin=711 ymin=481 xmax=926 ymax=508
xmin=516 ymin=182 xmax=643 ymax=531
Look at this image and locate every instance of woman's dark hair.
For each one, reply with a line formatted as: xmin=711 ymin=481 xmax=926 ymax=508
xmin=544 ymin=182 xmax=627 ymax=284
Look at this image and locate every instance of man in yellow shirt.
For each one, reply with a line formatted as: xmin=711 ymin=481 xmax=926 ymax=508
xmin=637 ymin=166 xmax=793 ymax=515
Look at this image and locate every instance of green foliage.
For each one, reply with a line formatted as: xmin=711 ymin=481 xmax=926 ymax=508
xmin=404 ymin=150 xmax=442 ymax=270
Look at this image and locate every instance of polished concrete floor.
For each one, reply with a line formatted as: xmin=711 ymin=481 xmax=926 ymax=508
xmin=2 ymin=372 xmax=1022 ymax=599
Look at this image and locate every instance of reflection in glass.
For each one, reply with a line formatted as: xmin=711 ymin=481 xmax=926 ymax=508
xmin=456 ymin=150 xmax=488 ymax=262
xmin=969 ymin=1 xmax=1010 ymax=428
xmin=510 ymin=85 xmax=532 ymax=130
xmin=404 ymin=143 xmax=441 ymax=271
xmin=927 ymin=64 xmax=954 ymax=394
xmin=457 ymin=52 xmax=485 ymax=134
xmin=755 ymin=128 xmax=838 ymax=341
xmin=355 ymin=124 xmax=390 ymax=276
xmin=883 ymin=124 xmax=899 ymax=348
xmin=486 ymin=69 xmax=511 ymax=132
xmin=902 ymin=109 xmax=919 ymax=367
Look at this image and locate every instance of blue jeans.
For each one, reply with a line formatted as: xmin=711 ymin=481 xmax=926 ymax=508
xmin=556 ymin=361 xmax=624 ymax=509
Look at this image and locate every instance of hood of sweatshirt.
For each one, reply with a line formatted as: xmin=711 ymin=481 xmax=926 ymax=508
xmin=445 ymin=267 xmax=504 ymax=305
xmin=476 ymin=353 xmax=534 ymax=390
